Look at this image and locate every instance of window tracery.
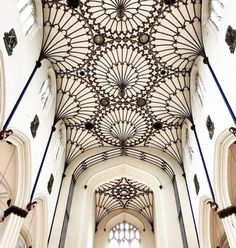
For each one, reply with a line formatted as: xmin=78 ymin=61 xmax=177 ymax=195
xmin=185 ymin=128 xmax=194 ymax=161
xmin=17 ymin=0 xmax=37 ymax=36
xmin=39 ymin=77 xmax=52 ymax=109
xmin=195 ymin=73 xmax=205 ymax=108
xmin=208 ymin=0 xmax=225 ymax=31
xmin=55 ymin=129 xmax=63 ymax=160
xmin=108 ymin=222 xmax=140 ymax=248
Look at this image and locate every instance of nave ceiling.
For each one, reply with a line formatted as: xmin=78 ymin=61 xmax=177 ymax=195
xmin=41 ymin=0 xmax=203 ymax=170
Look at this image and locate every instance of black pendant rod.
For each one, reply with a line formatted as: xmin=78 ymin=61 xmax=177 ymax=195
xmin=203 ymin=57 xmax=236 ymax=125
xmin=191 ymin=124 xmax=215 ymax=202
xmin=48 ymin=173 xmax=65 ymax=244
xmin=183 ymin=173 xmax=201 ymax=248
xmin=30 ymin=125 xmax=56 ymax=202
xmin=2 ymin=60 xmax=42 ymax=131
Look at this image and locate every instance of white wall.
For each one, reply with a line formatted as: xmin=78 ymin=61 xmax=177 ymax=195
xmin=62 ymin=156 xmax=196 ymax=248
xmin=181 ymin=2 xmax=236 ymax=246
xmin=0 ymin=1 xmax=67 ymax=247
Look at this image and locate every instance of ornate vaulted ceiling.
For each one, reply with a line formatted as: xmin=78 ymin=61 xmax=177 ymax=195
xmin=95 ymin=177 xmax=153 ymax=230
xmin=41 ymin=0 xmax=203 ymax=167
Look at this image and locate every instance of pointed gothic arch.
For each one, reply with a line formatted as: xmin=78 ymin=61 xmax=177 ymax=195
xmin=20 ymin=194 xmax=48 ymax=248
xmin=214 ymin=129 xmax=236 ymax=246
xmin=94 ymin=210 xmax=154 ymax=248
xmin=54 ymin=154 xmax=197 ymax=248
xmin=0 ymin=131 xmax=31 ymax=247
xmin=214 ymin=129 xmax=236 ymax=208
xmin=0 ymin=50 xmax=5 ymax=129
xmin=199 ymin=196 xmax=229 ymax=248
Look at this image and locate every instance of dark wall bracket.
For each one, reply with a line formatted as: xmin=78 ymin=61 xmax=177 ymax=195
xmin=218 ymin=206 xmax=236 ymax=219
xmin=3 ymin=205 xmax=28 ymax=219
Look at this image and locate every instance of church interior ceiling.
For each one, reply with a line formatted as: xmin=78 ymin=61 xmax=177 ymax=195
xmin=41 ymin=0 xmax=203 ymax=167
xmin=95 ymin=177 xmax=153 ymax=230
xmin=40 ymin=0 xmax=203 ymax=230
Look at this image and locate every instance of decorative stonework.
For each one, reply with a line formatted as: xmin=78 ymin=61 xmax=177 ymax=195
xmin=193 ymin=174 xmax=200 ymax=195
xmin=3 ymin=28 xmax=17 ymax=56
xmin=30 ymin=115 xmax=40 ymax=138
xmin=81 ymin=0 xmax=159 ymax=38
xmin=95 ymin=177 xmax=153 ymax=229
xmin=47 ymin=174 xmax=54 ymax=194
xmin=42 ymin=0 xmax=203 ymax=165
xmin=206 ymin=115 xmax=215 ymax=139
xmin=94 ymin=106 xmax=153 ymax=147
xmin=225 ymin=25 xmax=236 ymax=53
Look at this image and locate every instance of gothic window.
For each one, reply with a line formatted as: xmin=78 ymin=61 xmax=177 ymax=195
xmin=39 ymin=78 xmax=52 ymax=109
xmin=108 ymin=222 xmax=140 ymax=248
xmin=186 ymin=128 xmax=194 ymax=160
xmin=59 ymin=179 xmax=75 ymax=248
xmin=208 ymin=0 xmax=225 ymax=31
xmin=55 ymin=129 xmax=63 ymax=160
xmin=195 ymin=73 xmax=205 ymax=107
xmin=17 ymin=0 xmax=37 ymax=36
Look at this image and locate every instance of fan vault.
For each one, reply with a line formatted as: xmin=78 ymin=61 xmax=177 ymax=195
xmin=41 ymin=0 xmax=203 ymax=232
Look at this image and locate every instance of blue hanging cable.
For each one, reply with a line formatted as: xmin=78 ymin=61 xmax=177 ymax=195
xmin=203 ymin=57 xmax=236 ymax=125
xmin=2 ymin=60 xmax=42 ymax=131
xmin=191 ymin=124 xmax=215 ymax=202
xmin=48 ymin=173 xmax=65 ymax=244
xmin=30 ymin=125 xmax=56 ymax=202
xmin=182 ymin=173 xmax=201 ymax=248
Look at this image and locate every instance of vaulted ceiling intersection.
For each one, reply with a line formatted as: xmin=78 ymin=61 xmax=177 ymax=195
xmin=42 ymin=0 xmax=203 ymax=166
xmin=95 ymin=177 xmax=153 ymax=229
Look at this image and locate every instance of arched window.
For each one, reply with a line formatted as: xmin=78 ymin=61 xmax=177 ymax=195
xmin=194 ymin=72 xmax=205 ymax=107
xmin=55 ymin=128 xmax=64 ymax=161
xmin=39 ymin=77 xmax=52 ymax=109
xmin=17 ymin=0 xmax=37 ymax=36
xmin=208 ymin=0 xmax=225 ymax=31
xmin=108 ymin=222 xmax=140 ymax=248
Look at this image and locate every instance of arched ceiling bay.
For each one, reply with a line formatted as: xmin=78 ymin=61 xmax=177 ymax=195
xmin=95 ymin=177 xmax=153 ymax=230
xmin=41 ymin=0 xmax=203 ymax=167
